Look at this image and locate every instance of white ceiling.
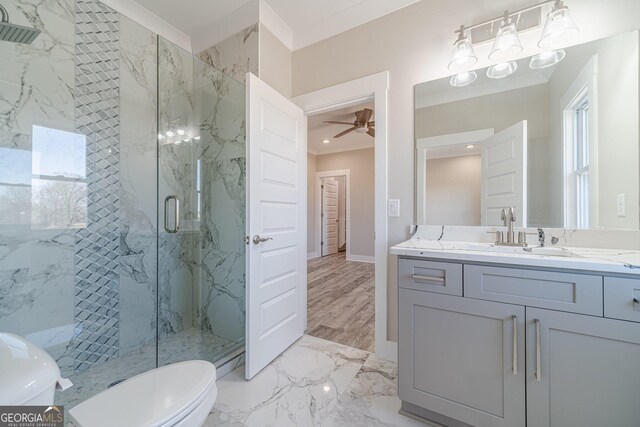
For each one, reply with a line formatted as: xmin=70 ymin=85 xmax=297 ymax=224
xmin=126 ymin=0 xmax=420 ymax=51
xmin=308 ymin=102 xmax=375 ymax=155
xmin=133 ymin=0 xmax=253 ymax=36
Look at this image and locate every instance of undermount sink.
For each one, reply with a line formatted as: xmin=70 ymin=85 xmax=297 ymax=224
xmin=463 ymin=244 xmax=579 ymax=258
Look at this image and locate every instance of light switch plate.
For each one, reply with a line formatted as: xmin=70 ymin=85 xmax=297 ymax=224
xmin=617 ymin=194 xmax=625 ymax=217
xmin=388 ymin=199 xmax=400 ymax=217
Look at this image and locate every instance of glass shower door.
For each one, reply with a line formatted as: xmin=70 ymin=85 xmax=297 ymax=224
xmin=157 ymin=37 xmax=246 ymax=367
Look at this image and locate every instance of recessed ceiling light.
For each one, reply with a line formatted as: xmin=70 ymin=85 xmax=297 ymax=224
xmin=466 ymin=144 xmax=475 ymax=149
xmin=322 ymin=139 xmax=330 ymax=144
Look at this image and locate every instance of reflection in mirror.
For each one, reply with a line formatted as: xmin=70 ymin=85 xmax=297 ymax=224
xmin=415 ymin=30 xmax=639 ymax=230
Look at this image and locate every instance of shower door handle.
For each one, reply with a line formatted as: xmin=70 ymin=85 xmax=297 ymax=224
xmin=164 ymin=195 xmax=180 ymax=233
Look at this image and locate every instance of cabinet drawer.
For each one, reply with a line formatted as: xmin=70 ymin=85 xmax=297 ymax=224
xmin=398 ymin=258 xmax=462 ymax=295
xmin=604 ymin=277 xmax=640 ymax=322
xmin=464 ymin=265 xmax=603 ymax=315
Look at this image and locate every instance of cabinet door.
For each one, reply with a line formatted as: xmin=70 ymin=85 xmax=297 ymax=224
xmin=526 ymin=308 xmax=640 ymax=427
xmin=399 ymin=290 xmax=525 ymax=427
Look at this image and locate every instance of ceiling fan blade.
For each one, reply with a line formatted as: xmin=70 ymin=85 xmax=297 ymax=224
xmin=334 ymin=127 xmax=357 ymax=138
xmin=367 ymin=127 xmax=375 ymax=137
xmin=323 ymin=121 xmax=355 ymax=125
xmin=360 ymin=108 xmax=373 ymax=123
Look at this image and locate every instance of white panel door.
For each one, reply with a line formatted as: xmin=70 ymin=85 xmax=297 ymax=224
xmin=246 ymin=73 xmax=307 ymax=379
xmin=321 ymin=178 xmax=339 ymax=256
xmin=481 ymin=121 xmax=527 ymax=227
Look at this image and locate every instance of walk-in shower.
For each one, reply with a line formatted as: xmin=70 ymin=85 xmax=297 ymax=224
xmin=0 ymin=0 xmax=246 ymax=416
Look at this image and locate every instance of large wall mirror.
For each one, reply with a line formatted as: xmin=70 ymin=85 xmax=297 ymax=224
xmin=414 ymin=30 xmax=639 ymax=230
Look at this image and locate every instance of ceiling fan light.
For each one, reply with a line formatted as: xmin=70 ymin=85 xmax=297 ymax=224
xmin=355 ymin=127 xmax=368 ymax=133
xmin=529 ymin=49 xmax=566 ymax=69
xmin=448 ymin=31 xmax=478 ymax=72
xmin=538 ymin=1 xmax=579 ymax=49
xmin=489 ymin=17 xmax=523 ymax=62
xmin=487 ymin=61 xmax=518 ymax=79
xmin=449 ymin=70 xmax=477 ymax=87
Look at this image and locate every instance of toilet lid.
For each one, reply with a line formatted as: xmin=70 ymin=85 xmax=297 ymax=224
xmin=69 ymin=360 xmax=216 ymax=427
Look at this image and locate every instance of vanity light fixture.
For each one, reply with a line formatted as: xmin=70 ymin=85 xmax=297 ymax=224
xmin=322 ymin=139 xmax=330 ymax=144
xmin=487 ymin=61 xmax=518 ymax=79
xmin=529 ymin=49 xmax=566 ymax=69
xmin=538 ymin=0 xmax=579 ymax=48
xmin=447 ymin=1 xmax=579 ymax=86
xmin=448 ymin=25 xmax=478 ymax=72
xmin=488 ymin=12 xmax=523 ymax=62
xmin=449 ymin=70 xmax=477 ymax=87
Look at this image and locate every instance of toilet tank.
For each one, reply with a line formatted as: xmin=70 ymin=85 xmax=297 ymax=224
xmin=0 ymin=333 xmax=72 ymax=405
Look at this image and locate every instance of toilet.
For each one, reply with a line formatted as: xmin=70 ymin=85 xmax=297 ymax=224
xmin=0 ymin=333 xmax=72 ymax=405
xmin=69 ymin=360 xmax=217 ymax=427
xmin=0 ymin=333 xmax=218 ymax=427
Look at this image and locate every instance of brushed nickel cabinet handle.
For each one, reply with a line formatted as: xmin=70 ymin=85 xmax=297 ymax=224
xmin=535 ymin=319 xmax=542 ymax=381
xmin=512 ymin=315 xmax=518 ymax=375
xmin=412 ymin=274 xmax=445 ymax=284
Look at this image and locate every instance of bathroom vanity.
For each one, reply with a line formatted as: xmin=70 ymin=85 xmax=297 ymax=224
xmin=391 ymin=238 xmax=640 ymax=427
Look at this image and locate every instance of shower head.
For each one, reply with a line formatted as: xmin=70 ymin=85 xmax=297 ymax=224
xmin=0 ymin=4 xmax=41 ymax=44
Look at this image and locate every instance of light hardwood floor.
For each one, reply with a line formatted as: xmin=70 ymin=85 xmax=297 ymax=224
xmin=307 ymin=252 xmax=375 ymax=352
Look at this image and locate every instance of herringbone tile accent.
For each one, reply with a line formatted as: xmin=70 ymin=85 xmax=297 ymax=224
xmin=72 ymin=0 xmax=121 ymax=373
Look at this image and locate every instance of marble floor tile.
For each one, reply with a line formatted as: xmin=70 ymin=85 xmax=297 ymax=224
xmin=208 ymin=335 xmax=426 ymax=427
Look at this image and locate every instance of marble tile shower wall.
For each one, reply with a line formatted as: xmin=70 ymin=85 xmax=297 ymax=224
xmin=197 ymin=23 xmax=259 ymax=85
xmin=0 ymin=0 xmax=158 ymax=376
xmin=157 ymin=39 xmax=247 ymax=351
xmin=194 ymin=58 xmax=246 ymax=344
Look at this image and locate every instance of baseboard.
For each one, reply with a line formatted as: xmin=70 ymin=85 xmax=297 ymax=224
xmin=346 ymin=254 xmax=375 ymax=263
xmin=307 ymin=251 xmax=318 ymax=260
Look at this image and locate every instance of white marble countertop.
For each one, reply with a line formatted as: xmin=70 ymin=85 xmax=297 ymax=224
xmin=390 ymin=239 xmax=640 ymax=276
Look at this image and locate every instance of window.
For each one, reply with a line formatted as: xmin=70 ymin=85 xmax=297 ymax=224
xmin=562 ymin=56 xmax=597 ymax=230
xmin=573 ymin=95 xmax=589 ymax=228
xmin=31 ymin=125 xmax=87 ymax=229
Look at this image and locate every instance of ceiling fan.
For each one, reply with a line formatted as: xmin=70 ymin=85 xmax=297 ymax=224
xmin=323 ymin=108 xmax=375 ymax=138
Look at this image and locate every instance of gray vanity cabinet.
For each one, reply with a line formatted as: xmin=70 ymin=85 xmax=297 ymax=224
xmin=398 ymin=289 xmax=526 ymax=427
xmin=526 ymin=307 xmax=640 ymax=427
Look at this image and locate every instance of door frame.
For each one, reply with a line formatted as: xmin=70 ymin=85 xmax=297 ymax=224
xmin=315 ymin=170 xmax=351 ymax=259
xmin=416 ymin=129 xmax=494 ymax=224
xmin=293 ymin=71 xmax=395 ymax=361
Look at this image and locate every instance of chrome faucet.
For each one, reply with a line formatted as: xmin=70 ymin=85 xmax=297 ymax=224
xmin=495 ymin=206 xmax=527 ymax=247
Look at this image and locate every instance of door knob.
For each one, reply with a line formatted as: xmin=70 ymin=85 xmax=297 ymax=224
xmin=253 ymin=235 xmax=273 ymax=245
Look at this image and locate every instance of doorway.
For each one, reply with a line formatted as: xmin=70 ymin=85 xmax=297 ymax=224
xmin=316 ymin=170 xmax=350 ymax=257
xmin=305 ymin=102 xmax=375 ymax=352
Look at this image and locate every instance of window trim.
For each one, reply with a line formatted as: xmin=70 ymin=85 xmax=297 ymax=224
xmin=562 ymin=55 xmax=599 ymax=229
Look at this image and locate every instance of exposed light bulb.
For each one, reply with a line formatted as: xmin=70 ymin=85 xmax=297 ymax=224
xmin=177 ymin=129 xmax=185 ymax=136
xmin=450 ymin=70 xmax=477 ymax=87
xmin=166 ymin=131 xmax=174 ymax=137
xmin=487 ymin=61 xmax=518 ymax=79
xmin=448 ymin=26 xmax=478 ymax=72
xmin=489 ymin=13 xmax=523 ymax=62
xmin=529 ymin=49 xmax=566 ymax=69
xmin=538 ymin=0 xmax=579 ymax=49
